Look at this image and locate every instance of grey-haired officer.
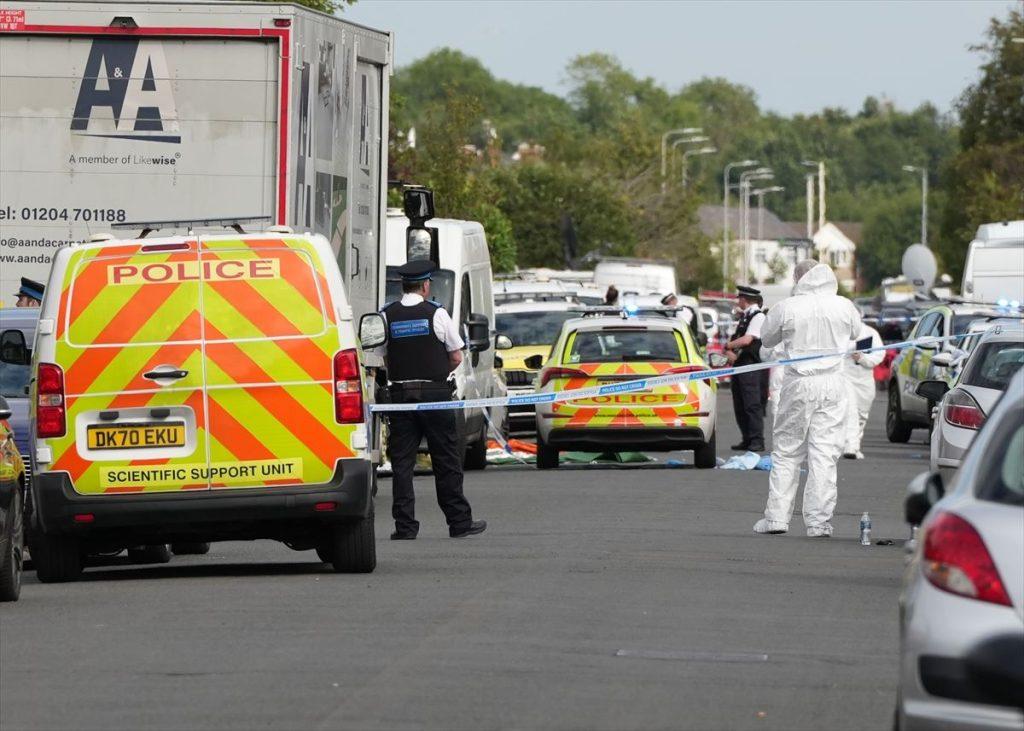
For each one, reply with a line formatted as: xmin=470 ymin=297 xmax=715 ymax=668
xmin=380 ymin=260 xmax=487 ymax=540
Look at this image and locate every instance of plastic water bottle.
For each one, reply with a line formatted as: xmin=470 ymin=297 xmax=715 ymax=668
xmin=860 ymin=512 xmax=872 ymax=546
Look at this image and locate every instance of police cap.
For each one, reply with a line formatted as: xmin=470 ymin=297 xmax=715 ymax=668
xmin=396 ymin=259 xmax=437 ymax=282
xmin=15 ymin=277 xmax=44 ymax=301
xmin=736 ymin=285 xmax=761 ymax=298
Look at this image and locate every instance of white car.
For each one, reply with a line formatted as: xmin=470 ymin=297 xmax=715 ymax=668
xmin=530 ymin=314 xmax=717 ymax=469
xmin=920 ymin=323 xmax=1024 ymax=478
xmin=898 ymin=370 xmax=1024 ymax=731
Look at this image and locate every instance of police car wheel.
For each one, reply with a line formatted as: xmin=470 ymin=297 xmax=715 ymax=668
xmin=127 ymin=544 xmax=172 ymax=565
xmin=325 ymin=513 xmax=376 ymax=574
xmin=536 ymin=437 xmax=559 ymax=470
xmin=30 ymin=530 xmax=82 ymax=583
xmin=171 ymin=542 xmax=211 ymax=556
xmin=0 ymin=488 xmax=24 ymax=601
xmin=886 ymin=384 xmax=913 ymax=443
xmin=694 ymin=430 xmax=717 ymax=469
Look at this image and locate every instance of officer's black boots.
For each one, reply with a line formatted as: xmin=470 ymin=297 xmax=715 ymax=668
xmin=450 ymin=520 xmax=487 ymax=538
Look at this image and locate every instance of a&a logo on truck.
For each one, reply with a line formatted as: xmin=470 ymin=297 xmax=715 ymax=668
xmin=71 ymin=39 xmax=181 ymax=143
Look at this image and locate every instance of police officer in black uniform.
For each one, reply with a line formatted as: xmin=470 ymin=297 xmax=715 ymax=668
xmin=381 ymin=260 xmax=487 ymax=540
xmin=725 ymin=285 xmax=767 ymax=452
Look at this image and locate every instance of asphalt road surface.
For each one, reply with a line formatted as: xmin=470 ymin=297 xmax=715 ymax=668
xmin=0 ymin=390 xmax=933 ymax=731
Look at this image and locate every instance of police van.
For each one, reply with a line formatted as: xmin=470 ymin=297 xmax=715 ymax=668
xmin=28 ymin=226 xmax=378 ymax=581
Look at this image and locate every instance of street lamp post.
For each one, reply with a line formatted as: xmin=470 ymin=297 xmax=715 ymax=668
xmin=661 ymin=128 xmax=702 ymax=192
xmin=804 ymin=173 xmax=815 ymax=238
xmin=750 ymin=185 xmax=784 ymax=282
xmin=739 ymin=169 xmax=774 ymax=281
xmin=802 ymin=159 xmax=826 ymax=231
xmin=902 ymin=164 xmax=928 ymax=246
xmin=681 ymin=146 xmax=717 ymax=188
xmin=722 ymin=160 xmax=759 ymax=284
xmin=670 ymin=135 xmax=710 ymax=181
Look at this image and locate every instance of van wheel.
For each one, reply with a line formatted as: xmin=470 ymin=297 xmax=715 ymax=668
xmin=127 ymin=544 xmax=172 ymax=565
xmin=171 ymin=542 xmax=210 ymax=556
xmin=464 ymin=423 xmax=489 ymax=471
xmin=887 ymin=384 xmax=913 ymax=443
xmin=31 ymin=531 xmax=82 ymax=583
xmin=325 ymin=513 xmax=376 ymax=574
xmin=694 ymin=430 xmax=717 ymax=469
xmin=536 ymin=436 xmax=559 ymax=470
xmin=0 ymin=488 xmax=24 ymax=601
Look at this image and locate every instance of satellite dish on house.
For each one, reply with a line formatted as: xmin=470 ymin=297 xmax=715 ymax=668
xmin=902 ymin=244 xmax=937 ymax=295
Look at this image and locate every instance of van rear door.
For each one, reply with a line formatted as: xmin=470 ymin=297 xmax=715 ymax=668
xmin=51 ymin=239 xmax=210 ymax=495
xmin=199 ymin=236 xmax=358 ymax=490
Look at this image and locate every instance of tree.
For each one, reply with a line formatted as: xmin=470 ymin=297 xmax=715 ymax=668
xmin=860 ymin=189 xmax=926 ymax=287
xmin=256 ymin=0 xmax=355 ymax=15
xmin=938 ymin=8 xmax=1024 ymax=281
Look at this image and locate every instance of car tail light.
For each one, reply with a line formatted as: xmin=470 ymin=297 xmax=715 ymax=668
xmin=922 ymin=511 xmax=1012 ymax=607
xmin=944 ymin=389 xmax=985 ymax=430
xmin=333 ymin=349 xmax=363 ymax=424
xmin=539 ymin=367 xmax=588 ymax=388
xmin=37 ymin=363 xmax=66 ymax=438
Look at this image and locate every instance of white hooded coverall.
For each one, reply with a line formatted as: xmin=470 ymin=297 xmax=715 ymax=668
xmin=843 ymin=324 xmax=884 ymax=455
xmin=758 ymin=265 xmax=861 ymax=534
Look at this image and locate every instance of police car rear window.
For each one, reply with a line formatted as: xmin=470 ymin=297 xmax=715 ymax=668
xmin=567 ymin=329 xmax=683 ymax=363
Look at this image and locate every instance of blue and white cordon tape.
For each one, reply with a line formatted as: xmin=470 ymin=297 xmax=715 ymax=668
xmin=368 ymin=335 xmax=958 ymax=414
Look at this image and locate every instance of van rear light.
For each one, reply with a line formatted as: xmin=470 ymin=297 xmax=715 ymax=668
xmin=37 ymin=363 xmax=66 ymax=438
xmin=922 ymin=511 xmax=1011 ymax=607
xmin=333 ymin=349 xmax=363 ymax=424
xmin=73 ymin=513 xmax=95 ymax=524
xmin=944 ymin=389 xmax=985 ymax=430
xmin=539 ymin=367 xmax=588 ymax=388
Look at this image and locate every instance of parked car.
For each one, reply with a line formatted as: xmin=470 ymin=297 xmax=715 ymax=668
xmin=0 ymin=395 xmax=26 ymax=601
xmin=887 ymin=303 xmax=998 ymax=442
xmin=918 ymin=323 xmax=1024 ymax=478
xmin=897 ymin=369 xmax=1024 ymax=730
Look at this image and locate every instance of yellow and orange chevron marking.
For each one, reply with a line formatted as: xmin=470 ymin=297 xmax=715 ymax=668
xmin=47 ymin=237 xmax=358 ymax=495
xmin=549 ymin=361 xmax=706 ymax=429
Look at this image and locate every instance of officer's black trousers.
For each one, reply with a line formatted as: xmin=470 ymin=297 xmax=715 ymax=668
xmin=387 ymin=409 xmax=473 ymax=535
xmin=731 ymin=371 xmax=766 ymax=450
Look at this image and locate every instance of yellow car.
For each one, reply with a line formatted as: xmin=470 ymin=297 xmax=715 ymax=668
xmin=530 ymin=313 xmax=718 ymax=469
xmin=495 ymin=301 xmax=581 ymax=434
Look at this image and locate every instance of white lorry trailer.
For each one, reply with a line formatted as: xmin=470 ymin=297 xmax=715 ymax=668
xmin=0 ymin=0 xmax=391 ymax=319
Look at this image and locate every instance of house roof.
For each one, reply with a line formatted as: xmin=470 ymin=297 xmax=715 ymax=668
xmin=697 ymin=205 xmax=805 ymax=241
xmin=830 ymin=221 xmax=863 ymax=245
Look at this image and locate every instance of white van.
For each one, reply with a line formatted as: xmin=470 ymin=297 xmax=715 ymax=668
xmin=384 ymin=211 xmax=500 ymax=469
xmin=962 ymin=221 xmax=1024 ymax=304
xmin=593 ymin=258 xmax=678 ymax=296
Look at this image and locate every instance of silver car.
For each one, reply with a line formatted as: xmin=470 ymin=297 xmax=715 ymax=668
xmin=897 ymin=370 xmax=1024 ymax=731
xmin=919 ymin=324 xmax=1024 ymax=478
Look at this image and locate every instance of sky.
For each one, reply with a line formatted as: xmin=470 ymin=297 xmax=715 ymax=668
xmin=345 ymin=0 xmax=1014 ymax=116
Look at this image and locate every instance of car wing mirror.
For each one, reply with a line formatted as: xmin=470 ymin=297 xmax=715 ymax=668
xmin=495 ymin=334 xmax=513 ymax=350
xmin=524 ymin=354 xmax=545 ymax=370
xmin=708 ymin=352 xmax=729 ymax=369
xmin=466 ymin=313 xmax=490 ymax=353
xmin=358 ymin=313 xmax=388 ymax=350
xmin=0 ymin=395 xmax=11 ymax=421
xmin=696 ymin=331 xmax=708 ymax=347
xmin=0 ymin=328 xmax=29 ymax=365
xmin=915 ymin=379 xmax=950 ymax=402
xmin=905 ymin=470 xmax=944 ymax=526
xmin=931 ymin=352 xmax=952 ymax=368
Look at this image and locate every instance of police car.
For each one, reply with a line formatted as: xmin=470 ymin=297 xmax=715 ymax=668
xmin=529 ymin=309 xmax=718 ymax=469
xmin=886 ymin=303 xmax=1002 ymax=442
xmin=495 ymin=300 xmax=580 ymax=434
